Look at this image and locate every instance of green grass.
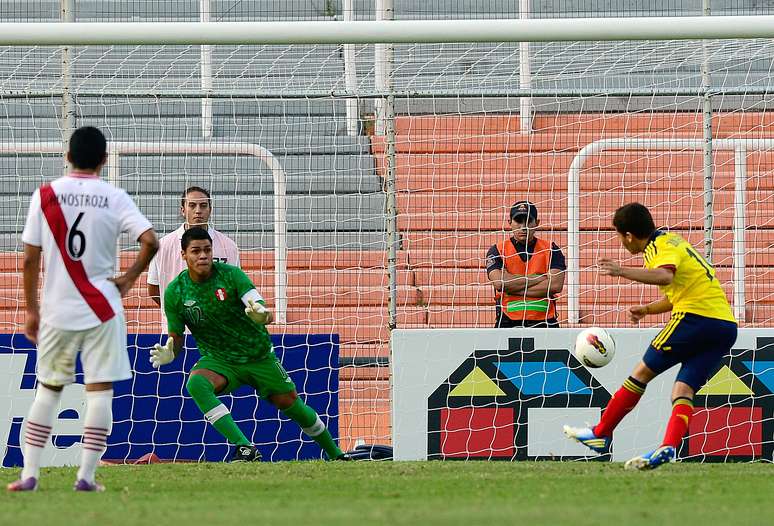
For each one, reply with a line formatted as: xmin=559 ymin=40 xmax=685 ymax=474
xmin=1 ymin=462 xmax=772 ymax=526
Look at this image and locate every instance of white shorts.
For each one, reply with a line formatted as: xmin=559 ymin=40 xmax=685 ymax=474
xmin=36 ymin=313 xmax=131 ymax=386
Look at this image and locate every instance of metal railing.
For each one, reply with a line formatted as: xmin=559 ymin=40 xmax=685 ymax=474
xmin=2 ymin=141 xmax=289 ymax=323
xmin=567 ymin=138 xmax=774 ymax=324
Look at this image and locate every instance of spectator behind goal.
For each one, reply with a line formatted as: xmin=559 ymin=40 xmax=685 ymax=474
xmin=147 ymin=186 xmax=240 ymax=324
xmin=485 ymin=201 xmax=566 ymax=328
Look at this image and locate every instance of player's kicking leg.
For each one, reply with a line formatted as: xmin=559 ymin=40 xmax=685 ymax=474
xmin=565 ymin=363 xmax=654 ymax=457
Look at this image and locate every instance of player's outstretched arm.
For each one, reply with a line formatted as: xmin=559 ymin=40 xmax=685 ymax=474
xmin=598 ymin=258 xmax=674 ymax=286
xmin=150 ymin=332 xmax=184 ymax=369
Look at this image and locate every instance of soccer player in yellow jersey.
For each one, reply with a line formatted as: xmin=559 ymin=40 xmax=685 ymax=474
xmin=564 ymin=202 xmax=738 ymax=470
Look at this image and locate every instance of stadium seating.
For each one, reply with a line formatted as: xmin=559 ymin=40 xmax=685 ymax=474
xmin=4 ymin=110 xmax=774 ymax=448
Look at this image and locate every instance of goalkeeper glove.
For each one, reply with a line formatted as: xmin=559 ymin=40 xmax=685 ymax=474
xmin=245 ymin=299 xmax=270 ymax=325
xmin=150 ymin=338 xmax=175 ymax=369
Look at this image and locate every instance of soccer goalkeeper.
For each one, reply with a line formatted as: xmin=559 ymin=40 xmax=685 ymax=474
xmin=150 ymin=226 xmax=347 ymax=462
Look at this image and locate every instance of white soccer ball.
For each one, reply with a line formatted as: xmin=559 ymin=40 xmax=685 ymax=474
xmin=575 ymin=327 xmax=616 ymax=368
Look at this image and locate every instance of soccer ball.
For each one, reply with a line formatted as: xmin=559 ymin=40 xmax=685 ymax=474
xmin=575 ymin=327 xmax=616 ymax=368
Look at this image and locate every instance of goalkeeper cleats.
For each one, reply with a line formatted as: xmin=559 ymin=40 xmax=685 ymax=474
xmin=6 ymin=477 xmax=38 ymax=492
xmin=74 ymin=479 xmax=105 ymax=492
xmin=334 ymin=453 xmax=353 ymax=461
xmin=231 ymin=445 xmax=262 ymax=462
xmin=624 ymin=446 xmax=675 ymax=471
xmin=563 ymin=424 xmax=611 ymax=454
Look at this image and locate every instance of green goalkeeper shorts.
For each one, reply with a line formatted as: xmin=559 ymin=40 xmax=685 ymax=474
xmin=191 ymin=352 xmax=297 ymax=399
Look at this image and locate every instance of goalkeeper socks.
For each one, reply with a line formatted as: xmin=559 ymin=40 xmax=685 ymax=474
xmin=186 ymin=374 xmax=250 ymax=446
xmin=21 ymin=385 xmax=61 ymax=480
xmin=661 ymin=397 xmax=694 ymax=448
xmin=77 ymin=389 xmax=113 ymax=484
xmin=282 ymin=398 xmax=343 ymax=459
xmin=593 ymin=376 xmax=646 ymax=438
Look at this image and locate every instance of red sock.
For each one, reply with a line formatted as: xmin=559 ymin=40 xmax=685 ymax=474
xmin=661 ymin=398 xmax=694 ymax=448
xmin=593 ymin=377 xmax=646 ymax=438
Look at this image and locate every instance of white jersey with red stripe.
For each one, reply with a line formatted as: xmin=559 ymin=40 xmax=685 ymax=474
xmin=21 ymin=173 xmax=153 ymax=331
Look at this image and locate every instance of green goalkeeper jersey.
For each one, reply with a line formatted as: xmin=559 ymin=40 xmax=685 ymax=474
xmin=164 ymin=262 xmax=272 ymax=364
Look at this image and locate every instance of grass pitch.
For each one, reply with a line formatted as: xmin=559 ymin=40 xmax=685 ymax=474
xmin=1 ymin=461 xmax=771 ymax=526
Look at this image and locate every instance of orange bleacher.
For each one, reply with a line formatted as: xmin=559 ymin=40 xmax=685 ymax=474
xmin=3 ymin=112 xmax=774 ymax=449
xmin=374 ymin=111 xmax=774 ymax=333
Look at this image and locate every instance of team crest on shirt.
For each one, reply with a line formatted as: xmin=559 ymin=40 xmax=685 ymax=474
xmin=183 ymin=300 xmax=203 ymax=326
xmin=215 ymin=288 xmax=228 ymax=301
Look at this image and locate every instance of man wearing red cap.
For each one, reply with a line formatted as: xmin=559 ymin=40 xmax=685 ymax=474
xmin=485 ymin=201 xmax=566 ymax=328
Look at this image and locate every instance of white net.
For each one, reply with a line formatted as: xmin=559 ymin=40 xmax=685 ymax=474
xmin=0 ymin=2 xmax=772 ymax=464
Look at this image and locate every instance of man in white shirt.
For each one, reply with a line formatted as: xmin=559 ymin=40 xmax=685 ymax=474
xmin=147 ymin=186 xmax=240 ymax=318
xmin=9 ymin=126 xmax=158 ymax=492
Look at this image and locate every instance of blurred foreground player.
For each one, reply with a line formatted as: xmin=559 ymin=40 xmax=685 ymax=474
xmin=9 ymin=126 xmax=158 ymax=491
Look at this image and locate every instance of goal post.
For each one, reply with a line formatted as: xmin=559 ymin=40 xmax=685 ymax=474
xmin=0 ymin=14 xmax=773 ymax=464
xmin=1 ymin=16 xmax=774 ymax=45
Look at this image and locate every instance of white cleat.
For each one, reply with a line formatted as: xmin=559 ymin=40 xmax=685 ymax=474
xmin=624 ymin=456 xmax=649 ymax=471
xmin=563 ymin=424 xmax=611 ymax=454
xmin=624 ymin=446 xmax=676 ymax=471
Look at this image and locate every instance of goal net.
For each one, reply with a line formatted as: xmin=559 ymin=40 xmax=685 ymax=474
xmin=0 ymin=4 xmax=772 ymax=464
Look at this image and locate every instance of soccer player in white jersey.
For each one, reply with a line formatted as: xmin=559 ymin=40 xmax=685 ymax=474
xmin=7 ymin=127 xmax=158 ymax=492
xmin=147 ymin=186 xmax=239 ymax=321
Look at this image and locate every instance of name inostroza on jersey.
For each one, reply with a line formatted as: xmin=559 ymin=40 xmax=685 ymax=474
xmin=55 ymin=193 xmax=110 ymax=209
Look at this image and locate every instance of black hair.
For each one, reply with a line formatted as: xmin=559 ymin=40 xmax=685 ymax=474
xmin=68 ymin=126 xmax=107 ymax=170
xmin=613 ymin=202 xmax=656 ymax=239
xmin=181 ymin=226 xmax=212 ymax=251
xmin=181 ymin=186 xmax=212 ymax=207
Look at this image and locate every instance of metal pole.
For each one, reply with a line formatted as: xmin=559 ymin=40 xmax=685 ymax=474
xmin=384 ymin=93 xmax=398 ymax=330
xmin=4 ymin=17 xmax=774 ymax=45
xmin=4 ymin=141 xmax=289 ymax=324
xmin=567 ymin=137 xmax=762 ymax=325
xmin=61 ymin=0 xmax=76 ymax=173
xmin=106 ymin=150 xmax=120 ymax=187
xmin=384 ymin=91 xmax=398 ymax=448
xmin=733 ymin=145 xmax=747 ymax=323
xmin=374 ymin=0 xmax=393 ymax=136
xmin=519 ymin=0 xmax=532 ymax=134
xmin=4 ymin=86 xmax=773 ymax=99
xmin=566 ymin=143 xmax=594 ymax=325
xmin=701 ymin=0 xmax=714 ymax=261
xmin=200 ymin=0 xmax=213 ymax=139
xmin=106 ymin=150 xmax=121 ymax=272
xmin=343 ymin=0 xmax=359 ymax=137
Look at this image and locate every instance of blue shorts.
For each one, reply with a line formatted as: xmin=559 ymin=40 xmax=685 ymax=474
xmin=642 ymin=312 xmax=738 ymax=391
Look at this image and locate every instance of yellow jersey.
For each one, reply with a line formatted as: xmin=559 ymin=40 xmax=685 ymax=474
xmin=643 ymin=231 xmax=736 ymax=323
